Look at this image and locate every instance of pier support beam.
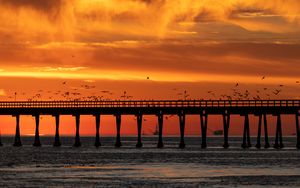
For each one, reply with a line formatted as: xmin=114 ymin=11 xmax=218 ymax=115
xmin=256 ymin=114 xmax=270 ymax=149
xmin=222 ymin=113 xmax=230 ymax=149
xmin=263 ymin=114 xmax=270 ymax=148
xmin=274 ymin=114 xmax=284 ymax=149
xmin=296 ymin=114 xmax=300 ymax=149
xmin=73 ymin=114 xmax=81 ymax=147
xmin=241 ymin=114 xmax=251 ymax=148
xmin=157 ymin=111 xmax=164 ymax=148
xmin=33 ymin=115 xmax=41 ymax=147
xmin=53 ymin=115 xmax=61 ymax=147
xmin=256 ymin=114 xmax=262 ymax=149
xmin=94 ymin=114 xmax=101 ymax=147
xmin=136 ymin=113 xmax=143 ymax=148
xmin=200 ymin=112 xmax=208 ymax=149
xmin=178 ymin=111 xmax=186 ymax=149
xmin=115 ymin=114 xmax=122 ymax=147
xmin=13 ymin=115 xmax=22 ymax=147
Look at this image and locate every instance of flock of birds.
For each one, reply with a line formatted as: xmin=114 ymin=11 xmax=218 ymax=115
xmin=5 ymin=76 xmax=300 ymax=102
xmin=174 ymin=76 xmax=299 ymax=101
xmin=7 ymin=81 xmax=136 ymax=102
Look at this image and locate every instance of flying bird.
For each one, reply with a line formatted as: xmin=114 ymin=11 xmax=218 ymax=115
xmin=273 ymin=89 xmax=281 ymax=95
xmin=261 ymin=76 xmax=265 ymax=80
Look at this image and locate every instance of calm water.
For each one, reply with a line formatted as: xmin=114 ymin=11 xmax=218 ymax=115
xmin=0 ymin=136 xmax=299 ymax=187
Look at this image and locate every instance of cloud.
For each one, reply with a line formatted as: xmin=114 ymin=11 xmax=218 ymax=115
xmin=1 ymin=39 xmax=300 ymax=78
xmin=0 ymin=0 xmax=300 ymax=43
xmin=0 ymin=0 xmax=299 ymax=87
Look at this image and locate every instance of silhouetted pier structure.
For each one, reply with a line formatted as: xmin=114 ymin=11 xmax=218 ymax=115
xmin=0 ymin=100 xmax=299 ymax=149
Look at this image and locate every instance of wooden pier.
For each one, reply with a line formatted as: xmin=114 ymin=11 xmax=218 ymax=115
xmin=0 ymin=99 xmax=299 ymax=149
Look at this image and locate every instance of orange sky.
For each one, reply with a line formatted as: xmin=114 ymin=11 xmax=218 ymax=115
xmin=0 ymin=0 xmax=299 ymax=136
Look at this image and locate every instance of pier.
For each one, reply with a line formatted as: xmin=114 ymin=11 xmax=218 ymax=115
xmin=0 ymin=99 xmax=299 ymax=149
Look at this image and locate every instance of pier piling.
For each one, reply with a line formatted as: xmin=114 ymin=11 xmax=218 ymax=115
xmin=136 ymin=113 xmax=143 ymax=148
xmin=256 ymin=114 xmax=262 ymax=148
xmin=157 ymin=112 xmax=164 ymax=148
xmin=178 ymin=111 xmax=186 ymax=149
xmin=73 ymin=114 xmax=81 ymax=147
xmin=115 ymin=114 xmax=122 ymax=147
xmin=13 ymin=115 xmax=22 ymax=147
xmin=274 ymin=114 xmax=284 ymax=149
xmin=53 ymin=115 xmax=61 ymax=147
xmin=257 ymin=114 xmax=270 ymax=148
xmin=200 ymin=113 xmax=208 ymax=149
xmin=94 ymin=114 xmax=101 ymax=147
xmin=263 ymin=114 xmax=270 ymax=148
xmin=242 ymin=114 xmax=251 ymax=148
xmin=222 ymin=113 xmax=230 ymax=149
xmin=33 ymin=115 xmax=41 ymax=147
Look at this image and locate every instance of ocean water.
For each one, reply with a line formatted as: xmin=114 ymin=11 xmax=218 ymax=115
xmin=0 ymin=136 xmax=299 ymax=187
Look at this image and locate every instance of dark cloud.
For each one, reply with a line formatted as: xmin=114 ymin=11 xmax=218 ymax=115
xmin=0 ymin=0 xmax=64 ymax=21
xmin=88 ymin=42 xmax=300 ymax=77
xmin=0 ymin=0 xmax=62 ymax=11
xmin=0 ymin=40 xmax=299 ymax=78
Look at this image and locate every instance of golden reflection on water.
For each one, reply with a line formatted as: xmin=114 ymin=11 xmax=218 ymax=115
xmin=63 ymin=164 xmax=300 ymax=178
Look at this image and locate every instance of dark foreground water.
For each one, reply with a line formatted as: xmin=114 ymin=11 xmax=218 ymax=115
xmin=0 ymin=136 xmax=299 ymax=187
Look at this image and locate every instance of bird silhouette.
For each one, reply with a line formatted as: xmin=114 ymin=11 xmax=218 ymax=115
xmin=261 ymin=76 xmax=265 ymax=80
xmin=273 ymin=89 xmax=281 ymax=95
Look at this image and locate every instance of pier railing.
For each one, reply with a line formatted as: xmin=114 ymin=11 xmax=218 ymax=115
xmin=0 ymin=99 xmax=299 ymax=108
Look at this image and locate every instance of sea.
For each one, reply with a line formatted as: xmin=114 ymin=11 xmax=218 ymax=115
xmin=0 ymin=136 xmax=299 ymax=187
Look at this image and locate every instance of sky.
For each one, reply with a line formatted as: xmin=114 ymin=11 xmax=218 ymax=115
xmin=0 ymin=0 xmax=299 ymax=136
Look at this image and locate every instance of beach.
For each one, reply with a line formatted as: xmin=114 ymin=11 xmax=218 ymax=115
xmin=0 ymin=136 xmax=299 ymax=187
